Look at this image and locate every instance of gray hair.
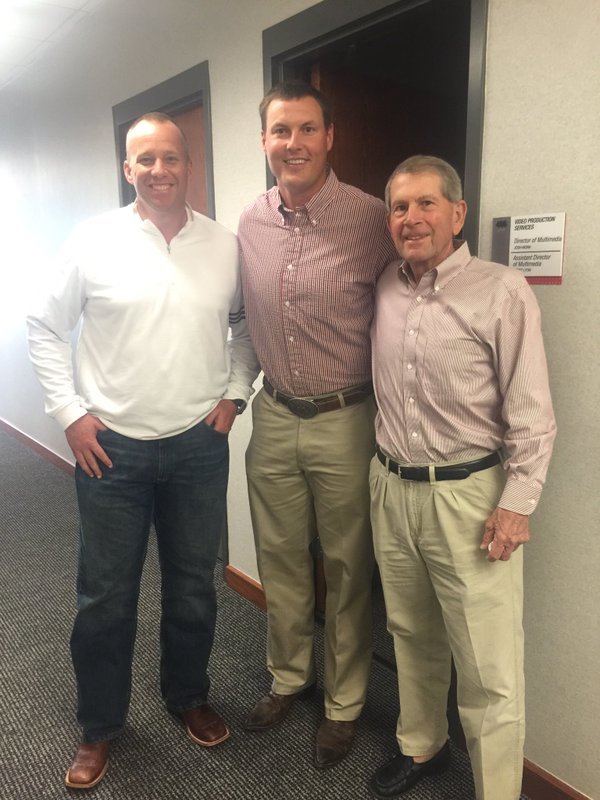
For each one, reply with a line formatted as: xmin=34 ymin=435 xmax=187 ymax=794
xmin=384 ymin=155 xmax=463 ymax=209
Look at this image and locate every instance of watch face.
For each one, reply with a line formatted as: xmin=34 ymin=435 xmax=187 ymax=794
xmin=233 ymin=399 xmax=247 ymax=414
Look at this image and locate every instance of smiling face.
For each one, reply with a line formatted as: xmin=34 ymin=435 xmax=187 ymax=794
xmin=123 ymin=119 xmax=191 ymax=225
xmin=387 ymin=170 xmax=467 ymax=281
xmin=261 ymin=96 xmax=334 ymax=209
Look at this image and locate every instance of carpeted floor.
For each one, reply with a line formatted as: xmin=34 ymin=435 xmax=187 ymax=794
xmin=0 ymin=429 xmax=529 ymax=799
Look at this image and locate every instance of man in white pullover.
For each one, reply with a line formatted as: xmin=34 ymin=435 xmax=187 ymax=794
xmin=27 ymin=113 xmax=259 ymax=790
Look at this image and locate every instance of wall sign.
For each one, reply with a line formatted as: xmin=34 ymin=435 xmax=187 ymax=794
xmin=491 ymin=213 xmax=565 ymax=284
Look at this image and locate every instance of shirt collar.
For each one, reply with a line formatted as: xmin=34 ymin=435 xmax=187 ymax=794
xmin=267 ymin=168 xmax=338 ymax=225
xmin=130 ymin=202 xmax=194 ymax=235
xmin=399 ymin=240 xmax=472 ymax=288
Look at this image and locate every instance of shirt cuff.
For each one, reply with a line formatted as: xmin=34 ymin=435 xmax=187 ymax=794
xmin=498 ymin=477 xmax=541 ymax=515
xmin=54 ymin=403 xmax=88 ymax=431
xmin=223 ymin=383 xmax=255 ymax=403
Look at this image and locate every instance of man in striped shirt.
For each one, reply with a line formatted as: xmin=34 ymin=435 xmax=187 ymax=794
xmin=369 ymin=156 xmax=556 ymax=800
xmin=238 ymin=80 xmax=395 ymax=768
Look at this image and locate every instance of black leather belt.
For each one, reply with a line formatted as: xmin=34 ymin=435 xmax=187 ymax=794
xmin=376 ymin=446 xmax=500 ymax=481
xmin=263 ymin=377 xmax=373 ymax=419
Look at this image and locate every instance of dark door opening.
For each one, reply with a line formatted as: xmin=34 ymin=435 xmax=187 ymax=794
xmin=264 ymin=0 xmax=486 ymax=246
xmin=286 ymin=0 xmax=470 ymax=204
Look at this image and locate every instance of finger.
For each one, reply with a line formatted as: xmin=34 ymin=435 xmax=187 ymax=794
xmin=76 ymin=454 xmax=95 ymax=478
xmin=77 ymin=447 xmax=105 ymax=479
xmin=92 ymin=444 xmax=113 ymax=469
xmin=486 ymin=539 xmax=505 ymax=562
xmin=480 ymin=521 xmax=496 ymax=548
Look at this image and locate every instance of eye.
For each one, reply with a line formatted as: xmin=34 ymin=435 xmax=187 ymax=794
xmin=138 ymin=157 xmax=153 ymax=166
xmin=393 ymin=205 xmax=407 ymax=216
xmin=303 ymin=125 xmax=316 ymax=134
xmin=272 ymin=126 xmax=287 ymax=136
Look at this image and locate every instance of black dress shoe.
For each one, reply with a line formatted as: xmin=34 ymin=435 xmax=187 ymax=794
xmin=370 ymin=741 xmax=451 ymax=797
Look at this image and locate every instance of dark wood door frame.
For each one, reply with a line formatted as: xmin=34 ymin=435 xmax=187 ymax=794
xmin=262 ymin=0 xmax=487 ymax=252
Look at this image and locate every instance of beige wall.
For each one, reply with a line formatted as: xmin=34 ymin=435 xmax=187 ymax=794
xmin=0 ymin=0 xmax=598 ymax=796
xmin=479 ymin=3 xmax=600 ymax=796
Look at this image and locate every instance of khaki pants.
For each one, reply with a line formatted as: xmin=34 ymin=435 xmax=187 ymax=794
xmin=246 ymin=389 xmax=375 ymax=720
xmin=370 ymin=456 xmax=524 ymax=800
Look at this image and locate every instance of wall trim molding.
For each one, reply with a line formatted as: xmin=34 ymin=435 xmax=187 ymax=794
xmin=522 ymin=760 xmax=588 ymax=800
xmin=0 ymin=419 xmax=589 ymax=800
xmin=0 ymin=420 xmax=74 ymax=476
xmin=224 ymin=565 xmax=266 ymax=611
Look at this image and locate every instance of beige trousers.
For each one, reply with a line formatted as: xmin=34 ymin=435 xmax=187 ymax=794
xmin=370 ymin=456 xmax=524 ymax=800
xmin=246 ymin=389 xmax=375 ymax=720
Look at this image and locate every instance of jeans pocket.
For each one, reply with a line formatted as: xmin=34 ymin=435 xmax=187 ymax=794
xmin=201 ymin=420 xmax=229 ymax=438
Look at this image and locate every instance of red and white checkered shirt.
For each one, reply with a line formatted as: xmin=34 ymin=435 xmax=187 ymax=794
xmin=239 ymin=170 xmax=396 ymax=397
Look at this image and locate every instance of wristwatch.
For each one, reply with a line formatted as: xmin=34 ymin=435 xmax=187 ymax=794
xmin=231 ymin=399 xmax=247 ymax=415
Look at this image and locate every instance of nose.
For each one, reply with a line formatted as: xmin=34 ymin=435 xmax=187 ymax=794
xmin=286 ymin=129 xmax=301 ymax=150
xmin=405 ymin=202 xmax=422 ymax=224
xmin=151 ymin=158 xmax=167 ymax=174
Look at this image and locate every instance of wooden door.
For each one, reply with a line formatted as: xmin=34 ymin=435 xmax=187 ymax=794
xmin=171 ymin=106 xmax=208 ymax=215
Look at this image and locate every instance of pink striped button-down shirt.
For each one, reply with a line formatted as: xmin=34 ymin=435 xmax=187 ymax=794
xmin=372 ymin=242 xmax=556 ymax=514
xmin=239 ymin=170 xmax=396 ymax=397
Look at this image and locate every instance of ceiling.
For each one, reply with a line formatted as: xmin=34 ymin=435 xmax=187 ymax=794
xmin=0 ymin=0 xmax=103 ymax=90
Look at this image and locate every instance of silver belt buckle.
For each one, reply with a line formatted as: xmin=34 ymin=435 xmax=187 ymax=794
xmin=287 ymin=397 xmax=319 ymax=419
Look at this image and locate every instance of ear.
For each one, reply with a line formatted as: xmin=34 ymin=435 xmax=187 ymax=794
xmin=261 ymin=130 xmax=267 ymax=153
xmin=123 ymin=160 xmax=134 ymax=185
xmin=326 ymin=123 xmax=334 ymax=152
xmin=452 ymin=200 xmax=467 ymax=235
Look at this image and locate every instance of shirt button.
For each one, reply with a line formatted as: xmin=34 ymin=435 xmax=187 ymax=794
xmin=287 ymin=264 xmax=294 ymax=270
xmin=293 ymin=370 xmax=299 ymax=376
xmin=417 ymin=296 xmax=423 ymax=302
xmin=294 ymin=227 xmax=300 ymax=233
xmin=411 ymin=431 xmax=418 ymax=438
xmin=285 ymin=301 xmax=290 ymax=307
xmin=407 ymin=364 xmax=413 ymax=370
xmin=289 ymin=336 xmax=294 ymax=342
xmin=409 ymin=329 xmax=415 ymax=336
xmin=408 ymin=397 xmax=415 ymax=403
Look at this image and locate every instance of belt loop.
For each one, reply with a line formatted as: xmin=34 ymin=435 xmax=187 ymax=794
xmin=337 ymin=391 xmax=347 ymax=408
xmin=379 ymin=448 xmax=390 ymax=473
xmin=428 ymin=464 xmax=437 ymax=483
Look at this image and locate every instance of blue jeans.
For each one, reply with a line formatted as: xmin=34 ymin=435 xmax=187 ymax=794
xmin=70 ymin=421 xmax=229 ymax=742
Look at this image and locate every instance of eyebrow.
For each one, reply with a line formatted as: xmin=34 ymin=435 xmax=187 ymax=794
xmin=393 ymin=194 xmax=438 ymax=204
xmin=269 ymin=118 xmax=320 ymax=129
xmin=136 ymin=149 xmax=179 ymax=159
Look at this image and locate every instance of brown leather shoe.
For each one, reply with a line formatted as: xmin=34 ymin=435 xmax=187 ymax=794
xmin=243 ymin=684 xmax=316 ymax=731
xmin=64 ymin=741 xmax=110 ymax=789
xmin=178 ymin=704 xmax=230 ymax=747
xmin=314 ymin=718 xmax=356 ymax=769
